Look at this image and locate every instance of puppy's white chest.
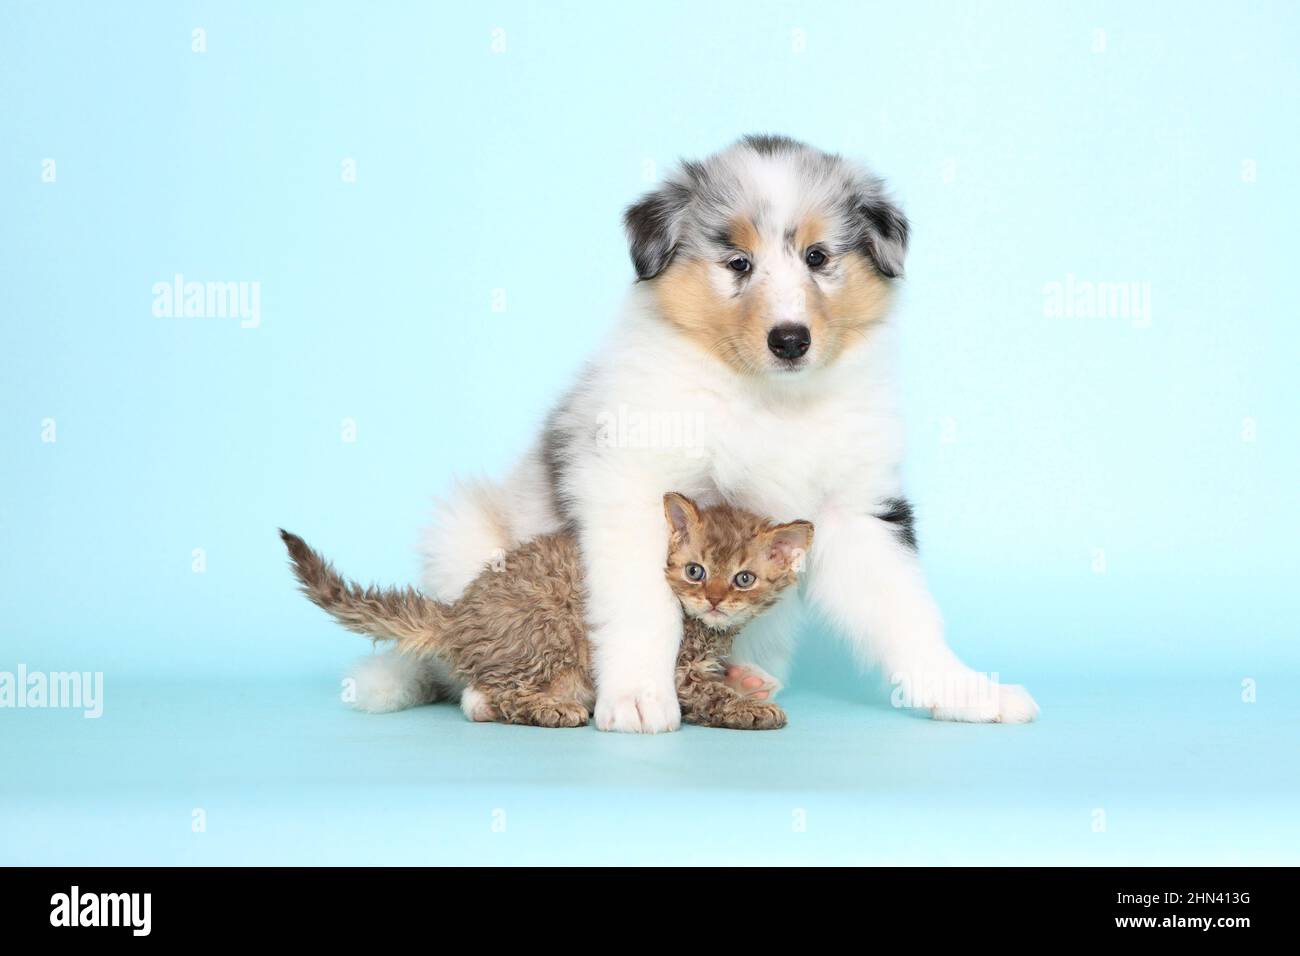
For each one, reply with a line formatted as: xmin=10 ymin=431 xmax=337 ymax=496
xmin=706 ymin=394 xmax=871 ymax=516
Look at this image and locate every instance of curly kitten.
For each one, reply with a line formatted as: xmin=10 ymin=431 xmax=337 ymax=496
xmin=281 ymin=493 xmax=812 ymax=731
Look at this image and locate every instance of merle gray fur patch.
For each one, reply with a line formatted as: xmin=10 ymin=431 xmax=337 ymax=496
xmin=876 ymin=497 xmax=917 ymax=551
xmin=623 ymin=135 xmax=909 ymax=281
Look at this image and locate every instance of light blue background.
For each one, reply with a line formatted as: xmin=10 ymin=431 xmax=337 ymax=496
xmin=2 ymin=1 xmax=1297 ymax=865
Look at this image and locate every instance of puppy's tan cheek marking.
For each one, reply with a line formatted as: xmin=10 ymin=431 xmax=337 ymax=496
xmin=804 ymin=277 xmax=832 ymax=354
xmin=819 ymin=251 xmax=894 ymax=362
xmin=656 ymin=259 xmax=729 ymax=338
xmin=654 ymin=259 xmax=766 ymax=373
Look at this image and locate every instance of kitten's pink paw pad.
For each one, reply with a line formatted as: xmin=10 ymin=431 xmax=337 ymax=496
xmin=724 ymin=665 xmax=783 ymax=701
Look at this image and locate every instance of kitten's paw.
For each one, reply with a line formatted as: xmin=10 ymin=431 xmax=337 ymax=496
xmin=594 ymin=684 xmax=681 ymax=734
xmin=724 ymin=664 xmax=783 ymax=701
xmin=718 ymin=699 xmax=788 ymax=730
xmin=930 ymin=683 xmax=1039 ymax=724
xmin=527 ymin=701 xmax=590 ymax=728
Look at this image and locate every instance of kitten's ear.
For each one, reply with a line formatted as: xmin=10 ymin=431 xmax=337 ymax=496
xmin=764 ymin=521 xmax=814 ymax=572
xmin=663 ymin=493 xmax=701 ymax=541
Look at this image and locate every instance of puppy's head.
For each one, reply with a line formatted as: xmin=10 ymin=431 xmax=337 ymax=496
xmin=625 ymin=135 xmax=908 ymax=376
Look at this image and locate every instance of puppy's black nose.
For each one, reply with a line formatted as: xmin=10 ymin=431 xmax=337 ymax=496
xmin=767 ymin=324 xmax=811 ymax=360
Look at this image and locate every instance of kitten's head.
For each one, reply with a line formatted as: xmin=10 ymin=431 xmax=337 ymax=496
xmin=662 ymin=493 xmax=814 ymax=631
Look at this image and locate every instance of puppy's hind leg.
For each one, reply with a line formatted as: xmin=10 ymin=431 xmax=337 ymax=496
xmin=352 ymin=451 xmax=560 ymax=715
xmin=347 ymin=652 xmax=459 ymax=713
xmin=725 ymin=592 xmax=804 ymax=701
xmin=459 ymin=685 xmax=501 ymax=722
xmin=346 ymin=473 xmax=506 ymax=715
xmin=420 ymin=449 xmax=563 ymax=603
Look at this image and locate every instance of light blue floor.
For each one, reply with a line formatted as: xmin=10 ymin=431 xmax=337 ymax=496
xmin=3 ymin=667 xmax=1296 ymax=865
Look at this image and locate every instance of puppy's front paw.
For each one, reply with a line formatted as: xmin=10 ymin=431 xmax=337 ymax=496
xmin=594 ymin=683 xmax=681 ymax=733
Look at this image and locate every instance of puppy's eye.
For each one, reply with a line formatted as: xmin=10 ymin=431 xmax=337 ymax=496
xmin=733 ymin=570 xmax=756 ymax=589
xmin=805 ymin=248 xmax=828 ymax=268
xmin=727 ymin=256 xmax=752 ymax=274
xmin=684 ymin=563 xmax=706 ymax=582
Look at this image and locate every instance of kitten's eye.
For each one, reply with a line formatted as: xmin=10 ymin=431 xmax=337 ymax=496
xmin=727 ymin=256 xmax=752 ymax=274
xmin=684 ymin=563 xmax=706 ymax=582
xmin=733 ymin=570 xmax=757 ymax=589
xmin=805 ymin=247 xmax=828 ymax=268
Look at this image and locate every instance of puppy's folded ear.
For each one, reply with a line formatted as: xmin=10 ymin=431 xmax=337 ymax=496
xmin=850 ymin=177 xmax=910 ymax=279
xmin=624 ymin=179 xmax=692 ymax=280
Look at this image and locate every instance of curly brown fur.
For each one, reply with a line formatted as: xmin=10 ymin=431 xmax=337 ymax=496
xmin=280 ymin=495 xmax=811 ymax=731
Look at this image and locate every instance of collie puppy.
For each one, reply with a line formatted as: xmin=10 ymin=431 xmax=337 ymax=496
xmin=353 ymin=134 xmax=1038 ymax=731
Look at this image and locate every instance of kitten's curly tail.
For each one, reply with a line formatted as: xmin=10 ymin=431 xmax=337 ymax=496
xmin=279 ymin=529 xmax=451 ymax=654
